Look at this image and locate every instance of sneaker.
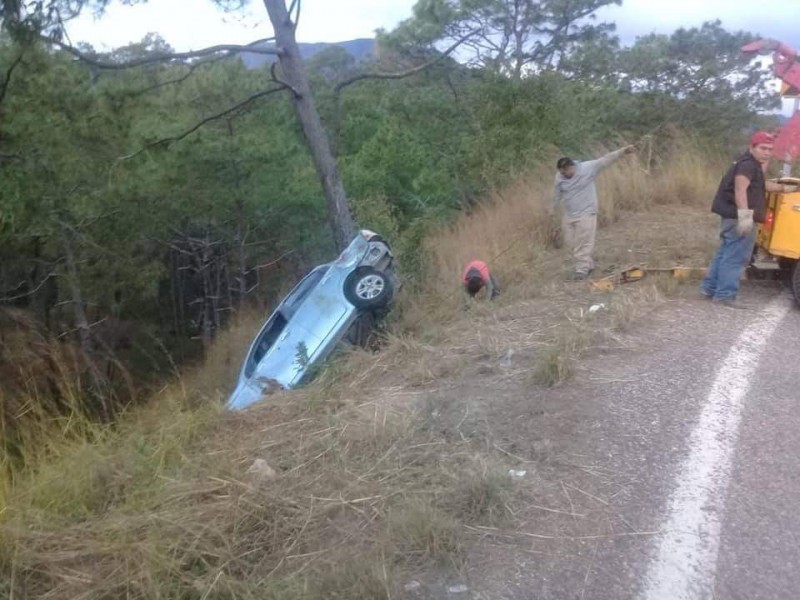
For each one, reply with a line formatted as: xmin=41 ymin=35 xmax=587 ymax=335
xmin=699 ymin=289 xmax=713 ymax=300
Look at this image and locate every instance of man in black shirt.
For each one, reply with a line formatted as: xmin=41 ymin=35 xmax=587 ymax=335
xmin=700 ymin=132 xmax=794 ymax=307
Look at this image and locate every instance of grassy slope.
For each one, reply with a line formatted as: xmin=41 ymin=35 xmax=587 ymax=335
xmin=1 ymin=138 xmax=724 ymax=599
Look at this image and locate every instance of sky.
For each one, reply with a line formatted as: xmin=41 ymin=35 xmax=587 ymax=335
xmin=66 ymin=0 xmax=800 ymax=51
xmin=66 ymin=0 xmax=800 ymax=114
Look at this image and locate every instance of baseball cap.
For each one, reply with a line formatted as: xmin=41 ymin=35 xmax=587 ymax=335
xmin=750 ymin=131 xmax=774 ymax=147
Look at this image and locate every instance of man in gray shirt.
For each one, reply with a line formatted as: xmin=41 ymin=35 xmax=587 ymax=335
xmin=553 ymin=145 xmax=636 ymax=280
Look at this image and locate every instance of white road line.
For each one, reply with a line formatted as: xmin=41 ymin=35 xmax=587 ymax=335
xmin=640 ymin=296 xmax=791 ymax=600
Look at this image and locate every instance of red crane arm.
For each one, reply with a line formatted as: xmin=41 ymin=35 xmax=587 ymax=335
xmin=742 ymin=39 xmax=800 ymax=163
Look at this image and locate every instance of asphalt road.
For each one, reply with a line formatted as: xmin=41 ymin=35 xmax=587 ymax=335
xmin=465 ymin=284 xmax=800 ymax=600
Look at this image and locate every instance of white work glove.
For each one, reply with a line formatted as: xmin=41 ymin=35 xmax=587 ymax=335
xmin=736 ymin=208 xmax=754 ymax=236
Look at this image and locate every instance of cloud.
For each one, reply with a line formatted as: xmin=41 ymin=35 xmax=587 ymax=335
xmin=67 ymin=0 xmax=416 ymax=50
xmin=295 ymin=0 xmax=413 ymax=42
xmin=597 ymin=0 xmax=800 ymax=48
xmin=67 ymin=0 xmax=800 ymax=62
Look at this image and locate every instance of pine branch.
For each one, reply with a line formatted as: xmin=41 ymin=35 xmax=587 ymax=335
xmin=44 ymin=36 xmax=281 ymax=70
xmin=127 ymin=54 xmax=230 ymax=97
xmin=118 ymin=85 xmax=290 ymax=161
xmin=0 ymin=271 xmax=58 ymax=304
xmin=334 ymin=30 xmax=478 ymax=94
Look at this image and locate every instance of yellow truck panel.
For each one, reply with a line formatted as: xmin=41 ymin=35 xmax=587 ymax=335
xmin=759 ymin=190 xmax=800 ymax=259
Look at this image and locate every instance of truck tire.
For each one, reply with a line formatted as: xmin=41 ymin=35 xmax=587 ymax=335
xmin=779 ymin=257 xmax=795 ymax=272
xmin=792 ymin=260 xmax=800 ymax=308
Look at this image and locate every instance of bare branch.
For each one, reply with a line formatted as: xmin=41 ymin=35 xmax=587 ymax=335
xmin=292 ymin=0 xmax=301 ymax=30
xmin=287 ymin=0 xmax=300 ymax=24
xmin=127 ymin=54 xmax=229 ymax=97
xmin=43 ymin=36 xmax=281 ymax=70
xmin=247 ymin=249 xmax=296 ymax=273
xmin=334 ymin=29 xmax=478 ymax=94
xmin=0 ymin=271 xmax=57 ymax=304
xmin=60 ymin=216 xmax=128 ymax=261
xmin=118 ymin=85 xmax=290 ymax=161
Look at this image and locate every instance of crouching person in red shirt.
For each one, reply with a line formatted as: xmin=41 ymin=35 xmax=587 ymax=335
xmin=462 ymin=260 xmax=500 ymax=300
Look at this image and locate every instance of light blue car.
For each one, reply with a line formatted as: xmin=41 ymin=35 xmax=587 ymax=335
xmin=227 ymin=230 xmax=395 ymax=410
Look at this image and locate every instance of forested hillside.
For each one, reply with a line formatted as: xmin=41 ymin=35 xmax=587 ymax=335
xmin=0 ymin=0 xmax=778 ymax=475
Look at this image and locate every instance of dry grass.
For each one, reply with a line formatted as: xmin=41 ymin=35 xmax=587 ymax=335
xmin=388 ymin=499 xmax=464 ymax=567
xmin=183 ymin=309 xmax=271 ymax=399
xmin=0 ymin=134 xmax=726 ymax=599
xmin=0 ymin=377 xmax=500 ymax=598
xmin=608 ymin=284 xmax=665 ymax=333
xmin=531 ymin=321 xmax=593 ymax=387
xmin=395 ymin=134 xmax=721 ymax=388
xmin=0 ymin=309 xmax=102 ymax=511
xmin=401 ymin=134 xmax=723 ymax=332
xmin=0 ymin=307 xmax=268 ymax=515
xmin=445 ymin=457 xmax=512 ymax=524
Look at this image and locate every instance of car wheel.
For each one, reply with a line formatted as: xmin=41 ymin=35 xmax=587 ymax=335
xmin=344 ymin=267 xmax=393 ymax=310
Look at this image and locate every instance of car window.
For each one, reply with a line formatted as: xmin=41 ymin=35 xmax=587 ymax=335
xmin=282 ymin=267 xmax=326 ymax=314
xmin=245 ymin=312 xmax=288 ymax=378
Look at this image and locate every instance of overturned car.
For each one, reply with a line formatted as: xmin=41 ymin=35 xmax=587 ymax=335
xmin=227 ymin=230 xmax=395 ymax=410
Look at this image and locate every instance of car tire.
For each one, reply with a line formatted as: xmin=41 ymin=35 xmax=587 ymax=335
xmin=344 ymin=267 xmax=393 ymax=310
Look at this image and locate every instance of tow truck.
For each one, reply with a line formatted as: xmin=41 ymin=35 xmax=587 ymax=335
xmin=742 ymin=39 xmax=800 ymax=305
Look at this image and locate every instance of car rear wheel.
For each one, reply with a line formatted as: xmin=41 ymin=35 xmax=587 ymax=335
xmin=344 ymin=267 xmax=393 ymax=310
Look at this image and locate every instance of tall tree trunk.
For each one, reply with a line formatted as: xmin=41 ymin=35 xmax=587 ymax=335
xmin=60 ymin=226 xmax=94 ymax=357
xmin=228 ymin=121 xmax=248 ymax=309
xmin=199 ymin=236 xmax=213 ymax=352
xmin=169 ymin=248 xmax=182 ymax=340
xmin=29 ymin=237 xmax=57 ymax=329
xmin=60 ymin=224 xmax=109 ymax=418
xmin=263 ymin=0 xmax=356 ymax=251
xmin=236 ymin=222 xmax=247 ymax=307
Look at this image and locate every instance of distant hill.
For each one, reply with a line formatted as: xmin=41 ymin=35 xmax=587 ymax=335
xmin=240 ymin=38 xmax=376 ymax=70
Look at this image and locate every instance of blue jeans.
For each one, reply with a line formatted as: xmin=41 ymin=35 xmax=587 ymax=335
xmin=700 ymin=218 xmax=756 ymax=301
